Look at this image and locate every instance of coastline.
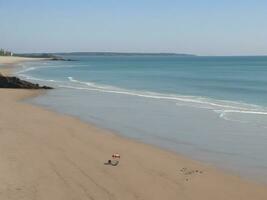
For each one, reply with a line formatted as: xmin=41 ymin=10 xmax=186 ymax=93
xmin=0 ymin=56 xmax=50 ymax=76
xmin=1 ymin=57 xmax=267 ymax=199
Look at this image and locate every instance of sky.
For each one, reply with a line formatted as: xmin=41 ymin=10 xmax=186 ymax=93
xmin=0 ymin=0 xmax=266 ymax=56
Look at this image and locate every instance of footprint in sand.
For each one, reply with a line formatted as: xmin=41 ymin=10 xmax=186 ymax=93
xmin=179 ymin=167 xmax=204 ymax=181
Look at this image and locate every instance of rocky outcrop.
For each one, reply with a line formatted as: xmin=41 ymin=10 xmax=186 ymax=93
xmin=51 ymin=57 xmax=76 ymax=61
xmin=0 ymin=74 xmax=53 ymax=89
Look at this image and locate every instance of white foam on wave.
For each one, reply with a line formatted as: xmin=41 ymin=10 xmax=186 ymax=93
xmin=17 ymin=66 xmax=37 ymax=74
xmin=15 ymin=63 xmax=77 ymax=84
xmin=18 ymin=73 xmax=61 ymax=84
xmin=17 ymin=63 xmax=267 ymax=121
xmin=15 ymin=62 xmax=79 ymax=76
xmin=216 ymin=109 xmax=267 ymax=115
xmin=65 ymin=77 xmax=267 ymax=119
xmin=68 ymin=76 xmax=127 ymax=91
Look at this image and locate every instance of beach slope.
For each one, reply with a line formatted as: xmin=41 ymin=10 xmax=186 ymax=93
xmin=0 ymin=57 xmax=267 ymax=200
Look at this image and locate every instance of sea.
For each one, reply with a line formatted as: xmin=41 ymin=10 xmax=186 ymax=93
xmin=15 ymin=55 xmax=267 ymax=182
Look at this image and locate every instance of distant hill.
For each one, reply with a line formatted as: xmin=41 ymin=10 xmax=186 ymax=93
xmin=14 ymin=53 xmax=59 ymax=59
xmin=55 ymin=52 xmax=197 ymax=57
xmin=13 ymin=53 xmax=73 ymax=61
xmin=14 ymin=52 xmax=197 ymax=60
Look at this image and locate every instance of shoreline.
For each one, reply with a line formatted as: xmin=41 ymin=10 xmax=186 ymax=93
xmin=0 ymin=56 xmax=50 ymax=76
xmin=1 ymin=56 xmax=267 ymax=199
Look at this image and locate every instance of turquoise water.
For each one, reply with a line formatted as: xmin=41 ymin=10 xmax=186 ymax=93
xmin=21 ymin=56 xmax=267 ymax=106
xmin=16 ymin=55 xmax=267 ymax=182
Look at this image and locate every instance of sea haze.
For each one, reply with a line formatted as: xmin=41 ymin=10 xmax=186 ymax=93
xmin=16 ymin=55 xmax=267 ymax=183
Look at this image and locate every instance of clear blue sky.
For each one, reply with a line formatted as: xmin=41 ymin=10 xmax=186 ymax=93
xmin=0 ymin=0 xmax=266 ymax=55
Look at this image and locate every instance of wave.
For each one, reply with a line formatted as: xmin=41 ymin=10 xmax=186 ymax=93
xmin=17 ymin=66 xmax=37 ymax=74
xmin=15 ymin=62 xmax=80 ymax=75
xmin=16 ymin=63 xmax=267 ymax=120
xmin=68 ymin=76 xmax=134 ymax=91
xmin=18 ymin=73 xmax=61 ymax=83
xmin=65 ymin=77 xmax=267 ymax=118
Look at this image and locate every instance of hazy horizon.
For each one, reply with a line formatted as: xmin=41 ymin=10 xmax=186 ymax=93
xmin=1 ymin=0 xmax=266 ymax=56
xmin=15 ymin=51 xmax=267 ymax=57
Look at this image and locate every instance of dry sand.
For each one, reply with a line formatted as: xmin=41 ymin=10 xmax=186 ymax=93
xmin=0 ymin=56 xmax=267 ymax=200
xmin=0 ymin=56 xmax=44 ymax=64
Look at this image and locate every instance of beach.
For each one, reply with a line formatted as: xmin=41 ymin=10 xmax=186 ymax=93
xmin=0 ymin=56 xmax=48 ymax=76
xmin=0 ymin=56 xmax=267 ymax=200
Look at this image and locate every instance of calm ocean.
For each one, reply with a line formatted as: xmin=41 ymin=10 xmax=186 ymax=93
xmin=16 ymin=55 xmax=267 ymax=182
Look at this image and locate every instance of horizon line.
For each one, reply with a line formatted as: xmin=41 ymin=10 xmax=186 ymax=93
xmin=14 ymin=51 xmax=267 ymax=57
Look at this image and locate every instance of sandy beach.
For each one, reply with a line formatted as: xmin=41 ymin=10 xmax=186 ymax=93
xmin=0 ymin=56 xmax=48 ymax=76
xmin=0 ymin=56 xmax=267 ymax=200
